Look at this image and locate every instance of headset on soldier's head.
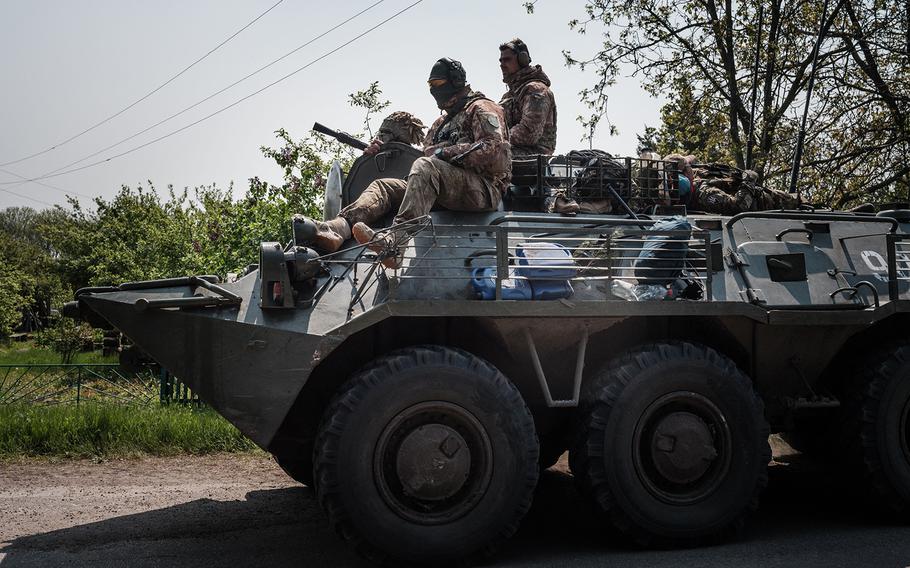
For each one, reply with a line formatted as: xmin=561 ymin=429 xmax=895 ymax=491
xmin=435 ymin=58 xmax=466 ymax=89
xmin=500 ymin=39 xmax=531 ymax=67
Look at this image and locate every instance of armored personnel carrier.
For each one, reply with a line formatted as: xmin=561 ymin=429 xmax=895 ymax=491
xmin=65 ymin=142 xmax=910 ymax=565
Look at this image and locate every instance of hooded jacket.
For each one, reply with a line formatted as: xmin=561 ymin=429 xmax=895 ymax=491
xmin=499 ymin=65 xmax=557 ymax=156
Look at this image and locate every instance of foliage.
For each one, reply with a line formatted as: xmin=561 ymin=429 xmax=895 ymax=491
xmin=0 ymin=266 xmax=30 ymax=338
xmin=0 ymin=82 xmax=388 ymax=335
xmin=348 ymin=80 xmax=391 ymax=139
xmin=0 ymin=208 xmax=69 ymax=334
xmin=0 ymin=340 xmax=116 ymax=365
xmin=33 ymin=317 xmax=96 ymax=364
xmin=548 ymin=0 xmax=910 ymax=207
xmin=0 ymin=404 xmax=257 ymax=458
xmin=33 ymin=130 xmax=351 ymax=291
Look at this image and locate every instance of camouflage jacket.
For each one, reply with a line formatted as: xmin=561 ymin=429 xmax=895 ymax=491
xmin=499 ymin=65 xmax=557 ymax=156
xmin=424 ymin=90 xmax=512 ymax=193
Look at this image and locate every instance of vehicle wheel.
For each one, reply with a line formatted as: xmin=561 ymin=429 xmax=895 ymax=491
xmin=570 ymin=341 xmax=771 ymax=547
xmin=842 ymin=342 xmax=910 ymax=515
xmin=313 ymin=346 xmax=539 ymax=565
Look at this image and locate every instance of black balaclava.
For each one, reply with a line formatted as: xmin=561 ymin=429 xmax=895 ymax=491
xmin=428 ymin=58 xmax=467 ymax=109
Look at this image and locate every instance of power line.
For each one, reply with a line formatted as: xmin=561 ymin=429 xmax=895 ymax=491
xmin=0 ymin=0 xmax=284 ymax=168
xmin=0 ymin=168 xmax=91 ymax=199
xmin=4 ymin=0 xmax=386 ymax=188
xmin=0 ymin=0 xmax=426 ymax=186
xmin=0 ymin=187 xmax=56 ymax=208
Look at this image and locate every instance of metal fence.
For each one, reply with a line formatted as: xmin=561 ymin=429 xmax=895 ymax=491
xmin=0 ymin=364 xmax=199 ymax=406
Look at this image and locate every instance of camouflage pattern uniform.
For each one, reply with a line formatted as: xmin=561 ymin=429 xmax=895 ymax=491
xmin=339 ymin=91 xmax=511 ymax=230
xmin=499 ymin=65 xmax=557 ymax=157
xmin=374 ymin=111 xmax=425 ymax=146
xmin=692 ymin=164 xmax=800 ymax=215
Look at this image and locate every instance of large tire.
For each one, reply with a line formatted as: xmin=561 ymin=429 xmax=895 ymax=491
xmin=841 ymin=342 xmax=910 ymax=515
xmin=313 ymin=346 xmax=539 ymax=565
xmin=570 ymin=342 xmax=771 ymax=547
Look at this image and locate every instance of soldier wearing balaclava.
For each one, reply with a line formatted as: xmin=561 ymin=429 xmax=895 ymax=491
xmin=307 ymin=58 xmax=511 ymax=268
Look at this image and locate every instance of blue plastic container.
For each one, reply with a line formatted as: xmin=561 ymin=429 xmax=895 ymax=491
xmin=471 ymin=267 xmax=533 ymax=300
xmin=530 ymin=279 xmax=574 ymax=300
xmin=515 ymin=242 xmax=577 ymax=279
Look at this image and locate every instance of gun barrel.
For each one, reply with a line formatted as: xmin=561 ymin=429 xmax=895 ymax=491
xmin=312 ymin=122 xmax=368 ymax=151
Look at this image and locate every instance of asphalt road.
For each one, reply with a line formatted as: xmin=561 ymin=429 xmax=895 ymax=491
xmin=2 ymin=447 xmax=910 ymax=568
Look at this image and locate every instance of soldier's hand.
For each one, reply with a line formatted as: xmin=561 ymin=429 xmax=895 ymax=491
xmin=363 ymin=139 xmax=382 ymax=156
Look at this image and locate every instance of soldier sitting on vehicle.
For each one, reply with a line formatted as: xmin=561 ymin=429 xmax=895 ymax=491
xmin=309 ymin=58 xmax=512 ymax=268
xmin=370 ymin=111 xmax=426 ymax=148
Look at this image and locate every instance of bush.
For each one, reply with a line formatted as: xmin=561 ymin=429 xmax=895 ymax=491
xmin=34 ymin=317 xmax=97 ymax=364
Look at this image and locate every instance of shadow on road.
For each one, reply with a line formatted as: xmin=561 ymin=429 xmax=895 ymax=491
xmin=1 ymin=485 xmax=370 ymax=568
xmin=3 ymin=454 xmax=910 ymax=568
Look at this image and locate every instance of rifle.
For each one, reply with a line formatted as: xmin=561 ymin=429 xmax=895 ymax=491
xmin=312 ymin=122 xmax=368 ymax=151
xmin=449 ymin=141 xmax=485 ymax=166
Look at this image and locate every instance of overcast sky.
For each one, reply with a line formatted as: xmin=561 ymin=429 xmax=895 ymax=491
xmin=0 ymin=0 xmax=663 ymax=210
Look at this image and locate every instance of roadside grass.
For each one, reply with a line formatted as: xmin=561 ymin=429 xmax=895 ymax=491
xmin=0 ymin=404 xmax=259 ymax=458
xmin=0 ymin=340 xmax=117 ymax=365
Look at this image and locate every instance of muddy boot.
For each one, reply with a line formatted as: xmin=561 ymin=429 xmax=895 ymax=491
xmin=352 ymin=222 xmax=403 ymax=269
xmin=554 ymin=195 xmax=579 ymax=215
xmin=309 ymin=217 xmax=351 ymax=253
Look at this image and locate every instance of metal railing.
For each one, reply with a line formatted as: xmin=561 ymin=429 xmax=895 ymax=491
xmin=887 ymin=234 xmax=910 ymax=301
xmin=510 ymin=154 xmax=683 ymax=213
xmin=318 ymin=217 xmax=711 ymax=307
xmin=0 ymin=364 xmax=198 ymax=406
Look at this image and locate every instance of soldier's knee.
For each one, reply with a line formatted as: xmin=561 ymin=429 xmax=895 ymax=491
xmin=409 ymin=156 xmax=436 ymax=177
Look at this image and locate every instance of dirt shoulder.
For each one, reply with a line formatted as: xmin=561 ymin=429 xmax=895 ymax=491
xmin=0 ymin=454 xmax=292 ymax=545
xmin=0 ymin=454 xmax=367 ymax=568
xmin=2 ymin=448 xmax=910 ymax=568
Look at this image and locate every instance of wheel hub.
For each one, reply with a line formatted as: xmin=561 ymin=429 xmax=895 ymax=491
xmin=650 ymin=411 xmax=718 ymax=485
xmin=374 ymin=401 xmax=493 ymax=525
xmin=396 ymin=424 xmax=471 ymax=501
xmin=633 ymin=391 xmax=732 ymax=505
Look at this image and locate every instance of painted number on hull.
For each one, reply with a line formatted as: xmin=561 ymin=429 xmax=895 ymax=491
xmin=860 ymin=250 xmax=910 ymax=281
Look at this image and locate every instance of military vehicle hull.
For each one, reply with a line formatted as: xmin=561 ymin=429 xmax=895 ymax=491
xmin=64 ymin=146 xmax=910 ymax=564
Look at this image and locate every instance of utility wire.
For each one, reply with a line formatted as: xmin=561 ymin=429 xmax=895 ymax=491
xmin=0 ymin=0 xmax=284 ymax=168
xmin=0 ymin=0 xmax=426 ymax=186
xmin=4 ymin=0 xmax=386 ymax=189
xmin=0 ymin=168 xmax=91 ymax=199
xmin=0 ymin=186 xmax=55 ymax=208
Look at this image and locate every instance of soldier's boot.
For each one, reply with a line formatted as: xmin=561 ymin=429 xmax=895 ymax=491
xmin=352 ymin=222 xmax=403 ymax=269
xmin=311 ymin=217 xmax=351 ymax=253
xmin=554 ymin=195 xmax=580 ymax=215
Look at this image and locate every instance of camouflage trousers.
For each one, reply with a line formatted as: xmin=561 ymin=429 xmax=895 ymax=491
xmin=695 ymin=185 xmax=800 ymax=215
xmin=339 ymin=156 xmax=501 ymax=231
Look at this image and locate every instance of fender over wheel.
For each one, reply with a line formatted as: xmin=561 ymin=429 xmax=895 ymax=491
xmin=570 ymin=341 xmax=771 ymax=547
xmin=313 ymin=346 xmax=539 ymax=565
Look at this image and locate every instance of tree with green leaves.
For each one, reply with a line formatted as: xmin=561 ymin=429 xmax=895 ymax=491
xmin=531 ymin=0 xmax=909 ymax=208
xmin=0 ymin=82 xmax=392 ymax=337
